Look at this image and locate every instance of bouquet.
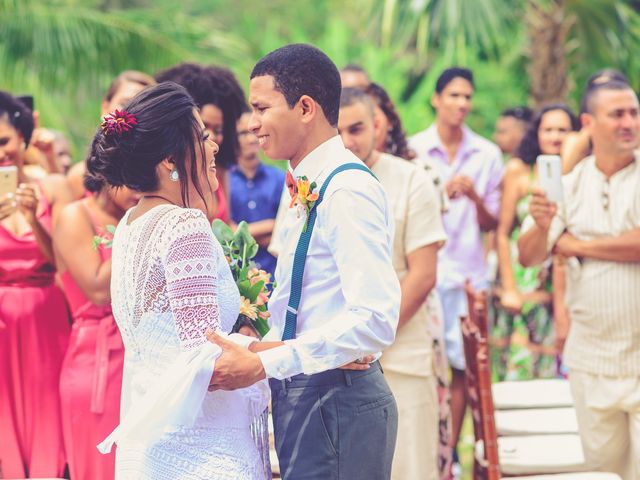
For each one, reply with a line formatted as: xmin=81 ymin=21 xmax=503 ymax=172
xmin=212 ymin=219 xmax=273 ymax=338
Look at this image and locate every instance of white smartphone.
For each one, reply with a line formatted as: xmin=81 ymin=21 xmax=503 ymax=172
xmin=536 ymin=155 xmax=563 ymax=203
xmin=0 ymin=165 xmax=17 ymax=198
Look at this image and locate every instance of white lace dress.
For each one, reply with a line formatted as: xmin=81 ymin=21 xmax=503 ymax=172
xmin=98 ymin=205 xmax=270 ymax=480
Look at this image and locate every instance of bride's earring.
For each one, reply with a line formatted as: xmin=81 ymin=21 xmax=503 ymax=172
xmin=170 ymin=169 xmax=179 ymax=182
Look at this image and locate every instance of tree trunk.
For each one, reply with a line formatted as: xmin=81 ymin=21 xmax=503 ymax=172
xmin=526 ymin=0 xmax=573 ymax=107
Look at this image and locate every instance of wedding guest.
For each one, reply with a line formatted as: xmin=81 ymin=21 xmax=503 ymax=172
xmin=54 ymin=168 xmax=140 ymax=480
xmin=155 ymin=63 xmax=246 ymax=223
xmin=352 ymin=81 xmax=452 ymax=477
xmin=494 ymin=104 xmax=578 ymax=380
xmin=230 ymin=111 xmax=284 ymax=278
xmin=365 ymin=82 xmax=416 ymax=159
xmin=561 ymin=69 xmax=628 ymax=174
xmin=519 ymin=80 xmax=640 ymax=479
xmin=67 ymin=70 xmax=156 ymax=199
xmin=409 ymin=67 xmax=504 ymax=469
xmin=0 ymin=91 xmax=72 ymax=479
xmin=494 ymin=106 xmax=533 ymax=158
xmin=340 ymin=63 xmax=371 ymax=89
xmin=339 ymin=87 xmax=447 ymax=480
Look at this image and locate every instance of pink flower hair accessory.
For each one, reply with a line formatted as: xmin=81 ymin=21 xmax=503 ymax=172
xmin=101 ymin=109 xmax=138 ymax=136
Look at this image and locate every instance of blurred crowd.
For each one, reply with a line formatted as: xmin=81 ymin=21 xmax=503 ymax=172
xmin=0 ymin=57 xmax=638 ymax=480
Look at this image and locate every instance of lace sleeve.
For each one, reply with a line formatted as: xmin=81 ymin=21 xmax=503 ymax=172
xmin=162 ymin=209 xmax=221 ymax=351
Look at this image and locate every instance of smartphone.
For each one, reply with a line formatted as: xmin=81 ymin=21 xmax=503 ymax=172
xmin=536 ymin=155 xmax=563 ymax=203
xmin=0 ymin=166 xmax=18 ymax=198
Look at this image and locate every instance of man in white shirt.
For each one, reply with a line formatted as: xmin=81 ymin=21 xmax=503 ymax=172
xmin=338 ymin=87 xmax=447 ymax=479
xmin=208 ymin=44 xmax=401 ymax=479
xmin=519 ymin=80 xmax=640 ymax=479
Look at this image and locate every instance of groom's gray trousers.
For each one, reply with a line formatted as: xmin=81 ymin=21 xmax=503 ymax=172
xmin=269 ymin=361 xmax=398 ymax=480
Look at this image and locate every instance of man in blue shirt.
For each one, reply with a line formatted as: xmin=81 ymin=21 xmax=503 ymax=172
xmin=230 ymin=111 xmax=285 ymax=278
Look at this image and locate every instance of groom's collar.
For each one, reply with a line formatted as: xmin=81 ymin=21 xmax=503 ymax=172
xmin=290 ymin=135 xmax=345 ymax=181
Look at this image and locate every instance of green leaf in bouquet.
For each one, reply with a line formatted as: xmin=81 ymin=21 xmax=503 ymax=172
xmin=247 ymin=242 xmax=259 ymax=260
xmin=233 ymin=221 xmax=258 ymax=260
xmin=248 ymin=280 xmax=265 ymax=302
xmin=253 ymin=318 xmax=270 ymax=338
xmin=106 ymin=224 xmax=117 ymax=235
xmin=237 ymin=279 xmax=253 ymax=299
xmin=211 ymin=219 xmax=234 ymax=244
xmin=92 ymin=235 xmax=102 ymax=250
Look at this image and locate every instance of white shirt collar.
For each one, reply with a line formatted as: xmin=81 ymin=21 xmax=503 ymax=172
xmin=290 ymin=134 xmax=344 ymax=181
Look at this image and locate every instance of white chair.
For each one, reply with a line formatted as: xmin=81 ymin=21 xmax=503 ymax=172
xmin=492 ymin=379 xmax=573 ymax=410
xmin=511 ymin=473 xmax=621 ymax=479
xmin=462 ymin=285 xmax=618 ymax=479
xmin=495 ymin=407 xmax=578 ymax=436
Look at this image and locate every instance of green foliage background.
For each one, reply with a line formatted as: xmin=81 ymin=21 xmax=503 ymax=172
xmin=1 ymin=0 xmax=638 ymax=162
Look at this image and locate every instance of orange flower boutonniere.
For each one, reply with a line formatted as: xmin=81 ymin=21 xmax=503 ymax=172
xmin=290 ymin=176 xmax=319 ymax=232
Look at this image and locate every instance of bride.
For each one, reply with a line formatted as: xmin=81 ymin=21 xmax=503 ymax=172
xmin=87 ymin=82 xmax=270 ymax=479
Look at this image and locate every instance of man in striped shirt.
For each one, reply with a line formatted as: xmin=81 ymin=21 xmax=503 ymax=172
xmin=518 ymin=80 xmax=640 ymax=479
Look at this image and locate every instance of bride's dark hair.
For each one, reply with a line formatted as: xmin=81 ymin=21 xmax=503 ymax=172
xmin=86 ymin=81 xmax=211 ymax=208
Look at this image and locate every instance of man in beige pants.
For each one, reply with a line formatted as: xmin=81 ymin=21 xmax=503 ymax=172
xmin=338 ymin=87 xmax=447 ymax=479
xmin=519 ymin=79 xmax=640 ymax=479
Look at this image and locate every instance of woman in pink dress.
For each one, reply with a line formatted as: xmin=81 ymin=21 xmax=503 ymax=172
xmin=54 ymin=173 xmax=140 ymax=480
xmin=0 ymin=92 xmax=73 ymax=478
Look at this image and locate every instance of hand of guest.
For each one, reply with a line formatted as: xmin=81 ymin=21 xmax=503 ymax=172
xmin=0 ymin=192 xmax=17 ymax=220
xmin=339 ymin=354 xmax=376 ymax=371
xmin=206 ymin=330 xmax=266 ymax=391
xmin=15 ymin=183 xmax=39 ymax=225
xmin=446 ymin=175 xmax=479 ymax=202
xmin=553 ymin=232 xmax=582 ymax=259
xmin=31 ymin=128 xmax=55 ymax=155
xmin=500 ymin=288 xmax=523 ymax=314
xmin=529 ymin=188 xmax=557 ymax=230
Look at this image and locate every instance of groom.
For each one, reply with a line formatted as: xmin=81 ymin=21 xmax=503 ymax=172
xmin=208 ymin=44 xmax=400 ymax=479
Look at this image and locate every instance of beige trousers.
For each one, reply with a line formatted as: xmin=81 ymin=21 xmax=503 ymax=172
xmin=569 ymin=370 xmax=640 ymax=480
xmin=384 ymin=371 xmax=439 ymax=480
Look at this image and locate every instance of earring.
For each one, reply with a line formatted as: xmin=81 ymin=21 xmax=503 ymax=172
xmin=170 ymin=169 xmax=179 ymax=182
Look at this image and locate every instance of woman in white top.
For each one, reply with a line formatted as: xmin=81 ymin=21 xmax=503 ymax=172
xmin=88 ymin=82 xmax=269 ymax=479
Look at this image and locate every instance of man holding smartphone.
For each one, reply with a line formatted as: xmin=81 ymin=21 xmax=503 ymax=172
xmin=519 ymin=80 xmax=640 ymax=479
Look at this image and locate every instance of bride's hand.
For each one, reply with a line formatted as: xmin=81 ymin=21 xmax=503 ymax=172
xmin=339 ymin=355 xmax=375 ymax=371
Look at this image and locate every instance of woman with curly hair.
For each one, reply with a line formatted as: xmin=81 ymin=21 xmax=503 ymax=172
xmin=494 ymin=103 xmax=579 ymax=380
xmin=365 ymin=82 xmax=416 ymax=160
xmin=155 ymin=63 xmax=247 ymax=223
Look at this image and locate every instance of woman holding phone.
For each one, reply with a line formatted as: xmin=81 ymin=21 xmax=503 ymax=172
xmin=0 ymin=91 xmax=73 ymax=478
xmin=494 ymin=103 xmax=579 ymax=380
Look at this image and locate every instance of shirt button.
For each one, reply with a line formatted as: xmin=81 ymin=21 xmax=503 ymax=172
xmin=248 ymin=200 xmax=257 ymax=210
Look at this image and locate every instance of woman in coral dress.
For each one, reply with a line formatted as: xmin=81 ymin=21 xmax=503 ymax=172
xmin=0 ymin=91 xmax=72 ymax=478
xmin=54 ymin=174 xmax=140 ymax=480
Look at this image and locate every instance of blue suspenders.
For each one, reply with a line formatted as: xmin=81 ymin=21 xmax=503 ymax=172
xmin=281 ymin=162 xmax=377 ymax=341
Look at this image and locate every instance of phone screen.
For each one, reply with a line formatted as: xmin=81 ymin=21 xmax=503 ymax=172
xmin=536 ymin=155 xmax=563 ymax=203
xmin=0 ymin=166 xmax=18 ymax=198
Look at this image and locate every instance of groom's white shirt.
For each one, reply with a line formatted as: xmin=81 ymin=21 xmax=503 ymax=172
xmin=259 ymin=135 xmax=400 ymax=379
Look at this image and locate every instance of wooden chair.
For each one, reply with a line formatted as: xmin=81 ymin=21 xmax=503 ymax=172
xmin=461 ymin=288 xmax=621 ymax=479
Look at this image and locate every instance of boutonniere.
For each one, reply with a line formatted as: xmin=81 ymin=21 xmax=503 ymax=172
xmin=290 ymin=176 xmax=319 ymax=232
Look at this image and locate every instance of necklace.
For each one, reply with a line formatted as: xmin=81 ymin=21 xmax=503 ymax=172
xmin=141 ymin=194 xmax=179 ymax=206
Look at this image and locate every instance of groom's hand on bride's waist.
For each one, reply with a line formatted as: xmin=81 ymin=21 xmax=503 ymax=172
xmin=206 ymin=331 xmax=266 ymax=391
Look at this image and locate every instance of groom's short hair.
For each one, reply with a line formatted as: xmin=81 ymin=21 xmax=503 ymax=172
xmin=251 ymin=44 xmax=341 ymax=127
